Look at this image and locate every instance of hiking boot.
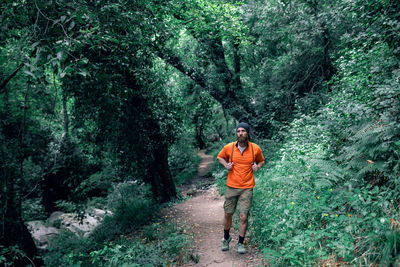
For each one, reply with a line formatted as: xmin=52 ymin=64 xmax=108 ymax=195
xmin=221 ymin=236 xmax=232 ymax=251
xmin=237 ymin=243 xmax=246 ymax=254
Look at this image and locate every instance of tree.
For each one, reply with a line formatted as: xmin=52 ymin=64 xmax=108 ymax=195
xmin=58 ymin=0 xmax=178 ymax=202
xmin=0 ymin=2 xmax=49 ymax=265
xmin=0 ymin=1 xmax=179 ymax=264
xmin=152 ymin=0 xmax=254 ymax=123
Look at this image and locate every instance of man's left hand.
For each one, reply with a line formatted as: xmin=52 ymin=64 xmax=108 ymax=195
xmin=252 ymin=163 xmax=259 ymax=172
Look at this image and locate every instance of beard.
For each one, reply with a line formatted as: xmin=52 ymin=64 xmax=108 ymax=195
xmin=237 ymin=135 xmax=248 ymax=143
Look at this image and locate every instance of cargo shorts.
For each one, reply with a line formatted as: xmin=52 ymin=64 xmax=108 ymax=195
xmin=223 ymin=186 xmax=253 ymax=214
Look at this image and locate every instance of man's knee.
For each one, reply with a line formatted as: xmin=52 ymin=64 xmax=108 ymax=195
xmin=225 ymin=213 xmax=233 ymax=219
xmin=239 ymin=213 xmax=248 ymax=222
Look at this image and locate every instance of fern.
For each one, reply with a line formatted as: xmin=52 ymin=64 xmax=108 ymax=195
xmin=338 ymin=72 xmax=400 ymax=186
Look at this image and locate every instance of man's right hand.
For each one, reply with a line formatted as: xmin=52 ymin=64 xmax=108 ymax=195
xmin=217 ymin=157 xmax=234 ymax=171
xmin=226 ymin=162 xmax=234 ymax=170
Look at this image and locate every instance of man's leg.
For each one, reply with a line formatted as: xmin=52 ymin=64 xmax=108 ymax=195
xmin=222 ymin=213 xmax=233 ymax=251
xmin=239 ymin=213 xmax=248 ymax=238
xmin=237 ymin=189 xmax=253 ymax=254
xmin=224 ymin=212 xmax=233 ymax=231
xmin=223 ymin=212 xmax=233 ymax=237
xmin=237 ymin=213 xmax=248 ymax=254
xmin=222 ymin=187 xmax=238 ymax=251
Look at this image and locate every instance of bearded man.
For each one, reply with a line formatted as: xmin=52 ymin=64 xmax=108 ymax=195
xmin=217 ymin=122 xmax=264 ymax=254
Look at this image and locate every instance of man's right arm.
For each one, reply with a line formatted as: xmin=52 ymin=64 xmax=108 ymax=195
xmin=218 ymin=157 xmax=234 ymax=170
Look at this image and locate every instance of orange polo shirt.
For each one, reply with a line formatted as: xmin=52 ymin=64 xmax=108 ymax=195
xmin=218 ymin=141 xmax=265 ymax=189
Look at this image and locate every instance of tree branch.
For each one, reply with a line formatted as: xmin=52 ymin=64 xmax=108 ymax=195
xmin=0 ymin=63 xmax=25 ymax=93
xmin=157 ymin=50 xmax=209 ymax=92
xmin=157 ymin=48 xmax=252 ymax=121
xmin=0 ymin=46 xmax=39 ymax=93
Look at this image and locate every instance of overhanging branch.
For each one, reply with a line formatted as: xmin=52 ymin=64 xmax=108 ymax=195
xmin=157 ymin=48 xmax=252 ymax=121
xmin=0 ymin=46 xmax=39 ymax=93
xmin=157 ymin=50 xmax=209 ymax=90
xmin=0 ymin=63 xmax=25 ymax=93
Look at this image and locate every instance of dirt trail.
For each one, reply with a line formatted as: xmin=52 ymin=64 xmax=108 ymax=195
xmin=163 ymin=150 xmax=265 ymax=266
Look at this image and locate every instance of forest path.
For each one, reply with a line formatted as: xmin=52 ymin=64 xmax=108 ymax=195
xmin=163 ymin=150 xmax=265 ymax=266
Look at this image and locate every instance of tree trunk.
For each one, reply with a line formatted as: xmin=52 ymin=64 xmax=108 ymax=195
xmin=145 ymin=141 xmax=177 ymax=203
xmin=154 ymin=142 xmax=177 ymax=202
xmin=196 ymin=125 xmax=206 ymax=149
xmin=62 ymin=88 xmax=69 ymax=140
xmin=222 ymin=107 xmax=231 ymax=136
xmin=121 ymin=72 xmax=177 ymax=203
xmin=321 ymin=26 xmax=334 ymax=83
xmin=2 ymin=180 xmax=43 ymax=266
xmin=193 ymin=114 xmax=206 ymax=149
xmin=0 ymin=81 xmax=43 ymax=266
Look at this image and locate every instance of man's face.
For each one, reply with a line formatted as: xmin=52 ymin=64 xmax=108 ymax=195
xmin=236 ymin=127 xmax=248 ymax=143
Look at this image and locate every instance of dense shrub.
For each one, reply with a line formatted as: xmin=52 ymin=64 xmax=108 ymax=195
xmin=44 ymin=223 xmax=191 ymax=267
xmin=43 ymin=182 xmax=190 ymax=266
xmin=251 ymin=42 xmax=400 ymax=265
xmin=91 ymin=182 xmax=156 ymax=243
xmin=169 ymin=133 xmax=201 ymax=186
xmin=90 ymin=224 xmax=191 ymax=266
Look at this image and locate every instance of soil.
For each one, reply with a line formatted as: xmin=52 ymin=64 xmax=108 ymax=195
xmin=163 ymin=150 xmax=265 ymax=266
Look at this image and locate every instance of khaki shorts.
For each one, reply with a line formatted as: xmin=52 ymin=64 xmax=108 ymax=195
xmin=223 ymin=186 xmax=253 ymax=214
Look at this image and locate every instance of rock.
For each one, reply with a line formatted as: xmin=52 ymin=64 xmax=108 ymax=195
xmin=87 ymin=207 xmax=111 ymax=219
xmin=186 ymin=188 xmax=197 ymax=196
xmin=48 ymin=211 xmax=64 ymax=225
xmin=54 ymin=212 xmax=103 ymax=236
xmin=27 ymin=208 xmax=110 ymax=250
xmin=26 ymin=221 xmax=59 ymax=250
xmin=208 ymin=133 xmax=221 ymax=142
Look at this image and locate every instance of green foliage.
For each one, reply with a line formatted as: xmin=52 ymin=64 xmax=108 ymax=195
xmin=43 ymin=221 xmax=190 ymax=266
xmin=167 ymin=103 xmax=202 ymax=185
xmin=89 ymin=225 xmax=190 ymax=266
xmin=251 ymin=38 xmax=400 ymax=265
xmin=0 ymin=245 xmax=30 ymax=266
xmin=74 ymin=164 xmax=119 ymax=199
xmin=43 ymin=181 xmax=191 ymax=266
xmin=42 ymin=138 xmax=90 ymax=213
xmin=2 ymin=0 xmax=400 ymax=264
xmin=179 ymin=0 xmax=249 ymax=42
xmin=169 ymin=140 xmax=201 ymax=186
xmin=54 ymin=200 xmax=83 ymax=214
xmin=253 ymin=119 xmax=397 ymax=264
xmin=213 ymin=167 xmax=229 ymax=196
xmin=91 ymin=182 xmax=156 ymax=243
xmin=44 ymin=230 xmax=93 ymax=267
xmin=243 ymin=0 xmax=339 ymax=135
xmin=22 ymin=198 xmax=47 ymax=221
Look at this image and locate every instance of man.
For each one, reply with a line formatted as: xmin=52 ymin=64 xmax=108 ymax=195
xmin=217 ymin=122 xmax=264 ymax=254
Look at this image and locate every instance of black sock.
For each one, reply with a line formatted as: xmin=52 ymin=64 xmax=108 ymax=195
xmin=224 ymin=229 xmax=230 ymax=240
xmin=238 ymin=235 xmax=245 ymax=244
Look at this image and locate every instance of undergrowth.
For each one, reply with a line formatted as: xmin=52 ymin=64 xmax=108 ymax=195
xmin=44 ymin=222 xmax=191 ymax=267
xmin=43 ymin=182 xmax=192 ymax=266
xmin=169 ymin=134 xmax=202 ymax=185
xmin=40 ymin=135 xmax=202 ymax=266
xmin=251 ymin=42 xmax=400 ymax=265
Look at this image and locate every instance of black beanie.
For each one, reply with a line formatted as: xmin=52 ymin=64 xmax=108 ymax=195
xmin=237 ymin=122 xmax=250 ymax=133
xmin=237 ymin=122 xmax=250 ymax=140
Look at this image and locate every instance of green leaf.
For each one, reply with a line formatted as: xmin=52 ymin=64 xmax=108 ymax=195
xmin=24 ymin=70 xmax=36 ymax=79
xmin=68 ymin=21 xmax=75 ymax=31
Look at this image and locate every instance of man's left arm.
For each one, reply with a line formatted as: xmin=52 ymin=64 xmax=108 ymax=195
xmin=252 ymin=147 xmax=265 ymax=172
xmin=252 ymin=161 xmax=264 ymax=172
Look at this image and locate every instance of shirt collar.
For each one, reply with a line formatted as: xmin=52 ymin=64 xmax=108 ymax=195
xmin=236 ymin=141 xmax=249 ymax=148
